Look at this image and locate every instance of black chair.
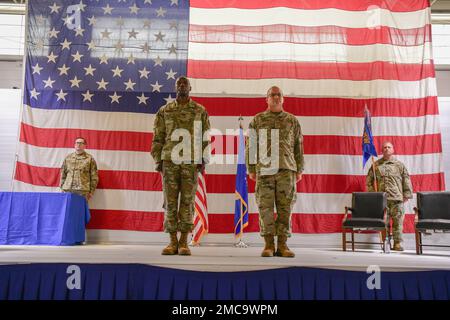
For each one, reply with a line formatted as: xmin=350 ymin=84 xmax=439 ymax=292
xmin=342 ymin=192 xmax=388 ymax=252
xmin=414 ymin=192 xmax=450 ymax=255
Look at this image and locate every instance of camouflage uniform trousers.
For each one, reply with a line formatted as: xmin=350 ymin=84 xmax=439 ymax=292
xmin=255 ymin=169 xmax=297 ymax=237
xmin=63 ymin=190 xmax=89 ymax=200
xmin=162 ymin=161 xmax=199 ymax=233
xmin=386 ymin=200 xmax=405 ymax=242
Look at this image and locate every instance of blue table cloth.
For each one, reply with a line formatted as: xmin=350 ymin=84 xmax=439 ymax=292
xmin=0 ymin=192 xmax=90 ymax=245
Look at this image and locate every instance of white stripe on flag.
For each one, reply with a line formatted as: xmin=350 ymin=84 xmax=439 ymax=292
xmin=188 ymin=42 xmax=433 ymax=64
xmin=189 ymin=7 xmax=430 ymax=29
xmin=21 ymin=106 xmax=441 ymax=136
xmin=18 ymin=143 xmax=443 ymax=175
xmin=190 ymin=78 xmax=437 ymax=99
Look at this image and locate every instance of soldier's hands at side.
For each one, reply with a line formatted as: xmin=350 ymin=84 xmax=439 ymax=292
xmin=197 ymin=164 xmax=205 ymax=174
xmin=87 ymin=193 xmax=92 ymax=200
xmin=296 ymin=173 xmax=303 ymax=182
xmin=249 ymin=173 xmax=256 ymax=181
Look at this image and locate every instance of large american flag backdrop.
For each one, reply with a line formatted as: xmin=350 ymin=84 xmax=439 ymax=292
xmin=14 ymin=0 xmax=445 ymax=238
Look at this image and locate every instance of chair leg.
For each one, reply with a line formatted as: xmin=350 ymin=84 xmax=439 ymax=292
xmin=421 ymin=232 xmax=424 ymax=254
xmin=351 ymin=230 xmax=355 ymax=252
xmin=342 ymin=230 xmax=346 ymax=251
xmin=415 ymin=230 xmax=421 ymax=255
xmin=421 ymin=233 xmax=424 ymax=254
xmin=419 ymin=231 xmax=423 ymax=254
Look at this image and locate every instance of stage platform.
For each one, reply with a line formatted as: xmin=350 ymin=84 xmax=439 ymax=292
xmin=1 ymin=244 xmax=450 ymax=300
xmin=1 ymin=244 xmax=449 ymax=272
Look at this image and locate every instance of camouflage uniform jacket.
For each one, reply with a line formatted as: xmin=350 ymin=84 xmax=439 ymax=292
xmin=60 ymin=152 xmax=99 ymax=193
xmin=246 ymin=110 xmax=304 ymax=174
xmin=366 ymin=157 xmax=413 ymax=201
xmin=151 ymin=99 xmax=211 ymax=165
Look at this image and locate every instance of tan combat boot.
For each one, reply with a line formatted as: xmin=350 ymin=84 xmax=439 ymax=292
xmin=393 ymin=242 xmax=404 ymax=251
xmin=276 ymin=235 xmax=295 ymax=258
xmin=161 ymin=232 xmax=178 ymax=255
xmin=178 ymin=232 xmax=192 ymax=256
xmin=261 ymin=235 xmax=275 ymax=257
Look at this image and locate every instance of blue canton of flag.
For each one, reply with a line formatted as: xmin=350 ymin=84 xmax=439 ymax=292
xmin=25 ymin=0 xmax=188 ymax=114
xmin=362 ymin=105 xmax=378 ymax=168
xmin=234 ymin=125 xmax=249 ymax=237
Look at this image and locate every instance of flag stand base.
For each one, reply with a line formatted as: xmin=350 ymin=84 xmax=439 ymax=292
xmin=234 ymin=240 xmax=248 ymax=248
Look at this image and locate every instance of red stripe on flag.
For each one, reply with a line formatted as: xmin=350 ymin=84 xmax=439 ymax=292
xmin=15 ymin=161 xmax=444 ymax=193
xmin=19 ymin=123 xmax=442 ymax=155
xmin=293 ymin=213 xmax=416 ymax=233
xmin=206 ymin=173 xmax=444 ymax=194
xmin=14 ymin=161 xmax=162 ymax=190
xmin=192 ymin=97 xmax=439 ymax=117
xmin=88 ymin=210 xmax=164 ymax=231
xmin=19 ymin=122 xmax=152 ymax=151
xmin=188 ymin=60 xmax=435 ymax=81
xmin=189 ymin=0 xmax=429 ymax=12
xmin=215 ymin=134 xmax=443 ymax=155
xmin=87 ymin=211 xmax=417 ymax=234
xmin=307 ymin=134 xmax=443 ymax=155
xmin=14 ymin=162 xmax=60 ymax=187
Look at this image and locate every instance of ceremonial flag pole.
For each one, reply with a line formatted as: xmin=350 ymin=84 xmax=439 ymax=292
xmin=234 ymin=116 xmax=249 ymax=248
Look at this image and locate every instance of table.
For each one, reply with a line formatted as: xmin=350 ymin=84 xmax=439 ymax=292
xmin=0 ymin=192 xmax=90 ymax=245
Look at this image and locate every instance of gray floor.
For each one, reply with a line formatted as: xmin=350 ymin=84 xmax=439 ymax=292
xmin=1 ymin=244 xmax=449 ymax=272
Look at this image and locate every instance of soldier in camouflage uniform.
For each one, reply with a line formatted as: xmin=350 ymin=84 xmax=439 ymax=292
xmin=246 ymin=86 xmax=304 ymax=258
xmin=366 ymin=141 xmax=413 ymax=251
xmin=151 ymin=76 xmax=210 ymax=256
xmin=60 ymin=137 xmax=99 ymax=201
